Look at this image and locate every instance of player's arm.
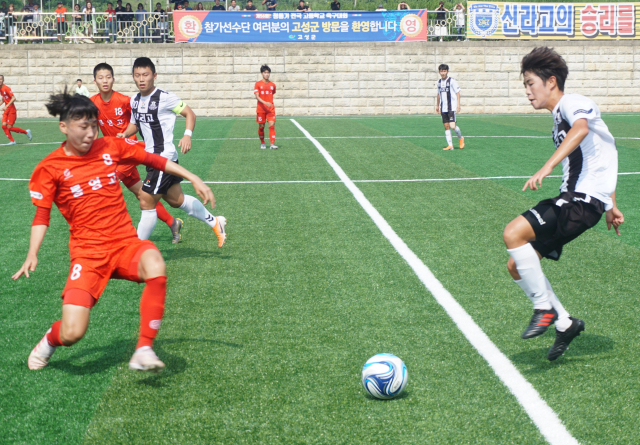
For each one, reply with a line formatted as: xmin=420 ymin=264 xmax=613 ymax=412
xmin=456 ymin=91 xmax=461 ymax=113
xmin=606 ymin=190 xmax=624 ymax=236
xmin=435 ymin=92 xmax=440 ymax=113
xmin=12 ymin=208 xmax=50 ymax=280
xmin=5 ymin=95 xmax=16 ymax=109
xmin=117 ymin=122 xmax=138 ymax=138
xmin=178 ymin=104 xmax=196 ymax=154
xmin=254 ymin=92 xmax=273 ymax=109
xmin=523 ymin=118 xmax=589 ymax=192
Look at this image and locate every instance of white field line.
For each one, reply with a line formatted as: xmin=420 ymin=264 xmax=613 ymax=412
xmin=3 ymin=172 xmax=640 ymax=185
xmin=291 ymin=118 xmax=579 ymax=445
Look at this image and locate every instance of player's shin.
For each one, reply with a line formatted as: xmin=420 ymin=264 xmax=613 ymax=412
xmin=269 ymin=126 xmax=276 ymax=145
xmin=258 ymin=126 xmax=265 ymax=144
xmin=507 ymin=243 xmax=552 ymax=310
xmin=3 ymin=126 xmax=15 ymax=142
xmin=136 ymin=276 xmax=167 ymax=349
xmin=454 ymin=126 xmax=462 ymax=139
xmin=179 ymin=194 xmax=218 ymax=228
xmin=445 ymin=130 xmax=453 ymax=147
xmin=137 ymin=209 xmax=159 ymax=240
xmin=155 ymin=201 xmax=174 ymax=227
xmin=545 ymin=277 xmax=572 ymax=331
xmin=46 ymin=320 xmax=64 ymax=347
xmin=9 ymin=127 xmax=27 ymax=135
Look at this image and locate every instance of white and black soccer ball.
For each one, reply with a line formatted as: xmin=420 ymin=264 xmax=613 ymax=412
xmin=361 ymin=353 xmax=408 ymax=400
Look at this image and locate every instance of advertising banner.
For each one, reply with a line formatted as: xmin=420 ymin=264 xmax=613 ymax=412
xmin=467 ymin=2 xmax=639 ymax=39
xmin=173 ymin=10 xmax=428 ymax=43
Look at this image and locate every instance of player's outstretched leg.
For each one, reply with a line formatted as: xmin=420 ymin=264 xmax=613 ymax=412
xmin=2 ymin=124 xmax=16 ymax=145
xmin=453 ymin=125 xmax=464 ymax=149
xmin=259 ymin=124 xmax=266 ymax=149
xmin=178 ymin=194 xmax=226 ymax=247
xmin=268 ymin=123 xmax=277 ymax=150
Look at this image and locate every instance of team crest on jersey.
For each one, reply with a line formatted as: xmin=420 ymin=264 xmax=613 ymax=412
xmin=125 ymin=138 xmax=137 ymax=145
xmin=469 ymin=3 xmax=499 ymax=38
xmin=29 ymin=191 xmax=43 ymax=200
xmin=149 ymin=101 xmax=158 ymax=111
xmin=64 ymin=168 xmax=73 ymax=179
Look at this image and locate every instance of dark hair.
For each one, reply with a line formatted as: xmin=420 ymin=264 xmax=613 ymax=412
xmin=521 ymin=47 xmax=568 ymax=92
xmin=46 ymin=88 xmax=98 ymax=122
xmin=260 ymin=65 xmax=271 ymax=73
xmin=93 ymin=62 xmax=114 ymax=78
xmin=133 ymin=57 xmax=156 ymax=74
xmin=0 ymin=74 xmax=4 ymax=80
xmin=77 ymin=78 xmax=82 ymax=82
xmin=438 ymin=64 xmax=449 ymax=71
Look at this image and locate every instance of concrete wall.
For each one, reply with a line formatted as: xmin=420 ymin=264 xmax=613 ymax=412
xmin=1 ymin=40 xmax=638 ymax=118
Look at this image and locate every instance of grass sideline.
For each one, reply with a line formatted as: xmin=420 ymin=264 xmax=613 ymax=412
xmin=1 ymin=114 xmax=639 ymax=444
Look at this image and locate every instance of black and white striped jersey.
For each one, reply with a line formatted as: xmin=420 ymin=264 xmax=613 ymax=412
xmin=552 ymin=93 xmax=618 ymax=210
xmin=130 ymin=87 xmax=186 ymax=162
xmin=436 ymin=77 xmax=460 ymax=113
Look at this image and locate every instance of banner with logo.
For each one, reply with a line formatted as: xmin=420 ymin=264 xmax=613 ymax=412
xmin=173 ymin=10 xmax=428 ymax=43
xmin=467 ymin=2 xmax=640 ymax=39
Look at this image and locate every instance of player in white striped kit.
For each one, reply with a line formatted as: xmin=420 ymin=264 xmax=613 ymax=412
xmin=436 ymin=64 xmax=464 ymax=151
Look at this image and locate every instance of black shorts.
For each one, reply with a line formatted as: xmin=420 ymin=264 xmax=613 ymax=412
xmin=441 ymin=111 xmax=456 ymax=124
xmin=142 ymin=162 xmax=182 ymax=196
xmin=522 ymin=192 xmax=604 ymax=261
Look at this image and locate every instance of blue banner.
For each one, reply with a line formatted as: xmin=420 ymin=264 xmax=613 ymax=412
xmin=174 ymin=10 xmax=428 ymax=43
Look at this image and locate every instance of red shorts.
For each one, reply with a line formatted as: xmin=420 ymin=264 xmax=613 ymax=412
xmin=257 ymin=111 xmax=276 ymax=123
xmin=115 ymin=163 xmax=141 ymax=189
xmin=62 ymin=239 xmax=158 ymax=308
xmin=2 ymin=108 xmax=17 ymax=126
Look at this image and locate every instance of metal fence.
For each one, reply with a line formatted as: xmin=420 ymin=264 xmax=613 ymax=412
xmin=0 ymin=10 xmax=464 ymax=44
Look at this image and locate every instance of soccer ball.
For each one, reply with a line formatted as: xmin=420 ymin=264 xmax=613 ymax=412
xmin=361 ymin=353 xmax=408 ymax=399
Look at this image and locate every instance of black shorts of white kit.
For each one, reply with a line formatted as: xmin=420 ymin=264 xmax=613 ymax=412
xmin=522 ymin=191 xmax=605 ymax=261
xmin=441 ymin=111 xmax=456 ymax=124
xmin=141 ymin=161 xmax=183 ymax=196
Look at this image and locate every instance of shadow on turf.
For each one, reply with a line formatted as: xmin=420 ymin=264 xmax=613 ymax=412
xmin=47 ymin=338 xmax=243 ymax=377
xmin=509 ymin=333 xmax=614 ymax=370
xmin=165 ymin=247 xmax=231 ymax=262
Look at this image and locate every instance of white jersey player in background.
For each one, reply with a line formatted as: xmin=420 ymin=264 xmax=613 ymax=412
xmin=436 ymin=64 xmax=464 ymax=151
xmin=118 ymin=57 xmax=227 ymax=248
xmin=503 ymin=47 xmax=624 ymax=361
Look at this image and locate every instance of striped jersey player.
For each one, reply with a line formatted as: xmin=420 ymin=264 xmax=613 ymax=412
xmin=436 ymin=64 xmax=464 ymax=151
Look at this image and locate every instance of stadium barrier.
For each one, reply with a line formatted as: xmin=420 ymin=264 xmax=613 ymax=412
xmin=0 ymin=10 xmax=464 ymax=44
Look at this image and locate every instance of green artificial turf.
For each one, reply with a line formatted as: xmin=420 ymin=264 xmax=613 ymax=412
xmin=1 ymin=113 xmax=639 ymax=444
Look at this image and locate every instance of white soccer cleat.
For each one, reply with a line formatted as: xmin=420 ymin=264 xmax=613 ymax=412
xmin=213 ymin=216 xmax=227 ymax=248
xmin=129 ymin=346 xmax=165 ymax=373
xmin=26 ymin=129 xmax=32 ymax=141
xmin=28 ymin=334 xmax=56 ymax=370
xmin=3 ymin=141 xmax=16 ymax=146
xmin=260 ymin=143 xmax=266 ymax=149
xmin=270 ymin=144 xmax=278 ymax=150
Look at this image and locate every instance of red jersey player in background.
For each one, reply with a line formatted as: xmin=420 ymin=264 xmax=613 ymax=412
xmin=0 ymin=75 xmax=32 ymax=145
xmin=12 ymin=90 xmax=215 ymax=373
xmin=91 ymin=63 xmax=183 ymax=244
xmin=254 ymin=65 xmax=278 ymax=150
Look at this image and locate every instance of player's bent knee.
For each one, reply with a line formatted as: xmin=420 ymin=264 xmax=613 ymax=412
xmin=138 ymin=249 xmax=166 ymax=280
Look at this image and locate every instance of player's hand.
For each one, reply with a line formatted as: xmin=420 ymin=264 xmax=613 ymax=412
xmin=523 ymin=164 xmax=553 ymax=192
xmin=435 ymin=106 xmax=440 ymax=113
xmin=192 ymin=178 xmax=215 ymax=208
xmin=606 ymin=207 xmax=624 ymax=236
xmin=12 ymin=254 xmax=38 ymax=280
xmin=456 ymin=105 xmax=461 ymax=113
xmin=178 ymin=135 xmax=191 ymax=154
xmin=116 ymin=132 xmax=126 ymax=138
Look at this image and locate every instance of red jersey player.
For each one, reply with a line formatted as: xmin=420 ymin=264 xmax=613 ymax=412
xmin=254 ymin=65 xmax=278 ymax=150
xmin=12 ymin=90 xmax=215 ymax=372
xmin=0 ymin=75 xmax=32 ymax=145
xmin=91 ymin=63 xmax=183 ymax=244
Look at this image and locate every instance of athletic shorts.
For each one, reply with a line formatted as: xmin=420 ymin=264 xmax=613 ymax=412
xmin=441 ymin=111 xmax=456 ymax=124
xmin=62 ymin=239 xmax=158 ymax=308
xmin=116 ymin=163 xmax=141 ymax=189
xmin=141 ymin=161 xmax=182 ymax=196
xmin=522 ymin=191 xmax=605 ymax=261
xmin=257 ymin=111 xmax=276 ymax=123
xmin=2 ymin=108 xmax=17 ymax=126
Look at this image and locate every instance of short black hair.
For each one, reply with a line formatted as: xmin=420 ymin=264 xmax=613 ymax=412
xmin=93 ymin=62 xmax=114 ymax=78
xmin=438 ymin=64 xmax=449 ymax=71
xmin=132 ymin=57 xmax=156 ymax=74
xmin=0 ymin=74 xmax=4 ymax=80
xmin=260 ymin=65 xmax=271 ymax=73
xmin=46 ymin=87 xmax=98 ymax=122
xmin=521 ymin=47 xmax=568 ymax=92
xmin=77 ymin=78 xmax=82 ymax=82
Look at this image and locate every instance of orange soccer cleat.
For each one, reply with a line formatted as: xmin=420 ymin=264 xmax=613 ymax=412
xmin=213 ymin=216 xmax=227 ymax=248
xmin=442 ymin=146 xmax=454 ymax=151
xmin=459 ymin=137 xmax=465 ymax=149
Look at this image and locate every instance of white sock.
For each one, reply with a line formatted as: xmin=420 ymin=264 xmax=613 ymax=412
xmin=507 ymin=243 xmax=552 ymax=310
xmin=454 ymin=126 xmax=462 ymax=139
xmin=546 ymin=277 xmax=572 ymax=331
xmin=445 ymin=130 xmax=453 ymax=147
xmin=179 ymin=194 xmax=217 ymax=228
xmin=137 ymin=209 xmax=158 ymax=240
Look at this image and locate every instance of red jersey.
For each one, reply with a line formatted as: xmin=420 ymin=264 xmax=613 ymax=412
xmin=0 ymin=85 xmax=17 ymax=112
xmin=90 ymin=91 xmax=133 ymax=138
xmin=254 ymin=81 xmax=276 ymax=113
xmin=29 ymin=137 xmax=148 ymax=256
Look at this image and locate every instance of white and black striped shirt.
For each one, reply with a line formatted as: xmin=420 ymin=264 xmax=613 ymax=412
xmin=437 ymin=77 xmax=460 ymax=113
xmin=130 ymin=87 xmax=186 ymax=162
xmin=552 ymin=93 xmax=618 ymax=210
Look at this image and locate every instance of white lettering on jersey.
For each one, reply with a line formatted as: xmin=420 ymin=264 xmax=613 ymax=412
xmin=29 ymin=191 xmax=43 ymax=200
xmin=70 ymin=184 xmax=83 ymax=197
xmin=88 ymin=177 xmax=102 ymax=190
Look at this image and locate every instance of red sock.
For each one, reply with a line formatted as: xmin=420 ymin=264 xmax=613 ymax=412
xmin=155 ymin=201 xmax=173 ymax=227
xmin=46 ymin=320 xmax=64 ymax=347
xmin=3 ymin=127 xmax=15 ymax=142
xmin=269 ymin=126 xmax=276 ymax=145
xmin=9 ymin=127 xmax=27 ymax=135
xmin=258 ymin=126 xmax=265 ymax=144
xmin=136 ymin=276 xmax=167 ymax=349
